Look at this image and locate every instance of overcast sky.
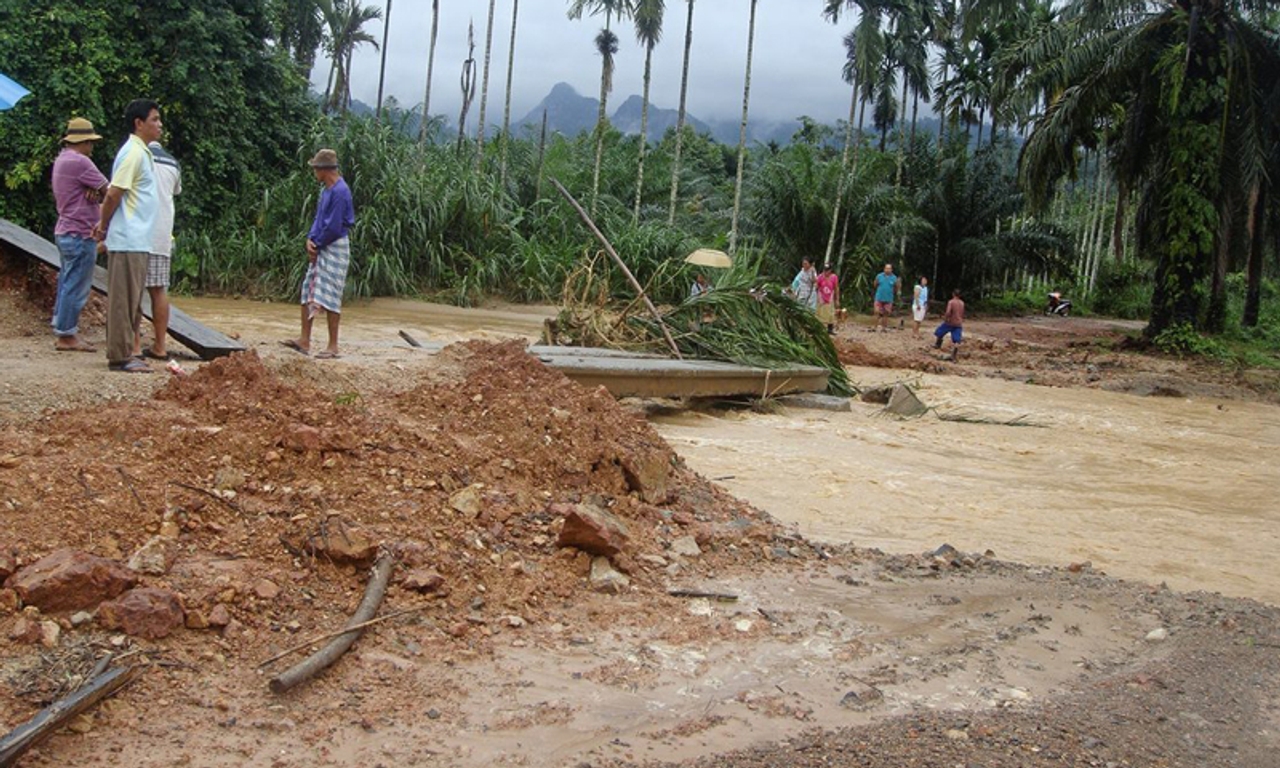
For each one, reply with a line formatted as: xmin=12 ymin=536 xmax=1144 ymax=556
xmin=326 ymin=0 xmax=857 ymax=128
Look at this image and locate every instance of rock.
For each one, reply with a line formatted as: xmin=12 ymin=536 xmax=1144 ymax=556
xmin=885 ymin=384 xmax=928 ymax=417
xmin=213 ymin=466 xmax=247 ymax=492
xmin=70 ymin=611 xmax=94 ymax=627
xmin=312 ymin=523 xmax=378 ymax=565
xmin=39 ymin=620 xmax=61 ymax=648
xmin=1145 ymin=627 xmax=1169 ymax=642
xmin=127 ymin=536 xmax=178 ymax=576
xmin=9 ymin=615 xmax=42 ymax=644
xmin=449 ymin=485 xmax=484 ymax=517
xmin=945 ymin=729 xmax=970 ymax=741
xmin=1067 ymin=561 xmax=1092 ymax=573
xmin=98 ymin=588 xmax=185 ymax=640
xmin=669 ymin=536 xmax=702 ymax=558
xmin=0 ymin=588 xmax=18 ymax=615
xmin=589 ymin=557 xmax=630 ymax=594
xmin=185 ymin=610 xmax=210 ymax=630
xmin=638 ymin=554 xmax=668 ymax=568
xmin=556 ymin=503 xmax=631 ymax=557
xmin=281 ymin=424 xmax=323 ymax=452
xmin=671 ymin=511 xmax=695 ymax=527
xmin=860 ymin=385 xmax=894 ymax=404
xmin=931 ymin=543 xmax=960 ymax=560
xmin=66 ymin=714 xmax=93 ymax=734
xmin=253 ymin=579 xmax=280 ymax=600
xmin=207 ymin=604 xmax=232 ymax=627
xmin=5 ymin=549 xmax=137 ymax=613
xmin=839 ymin=683 xmax=884 ymax=710
xmin=620 ymin=451 xmax=672 ymax=504
xmin=401 ymin=569 xmax=445 ymax=593
xmin=0 ymin=548 xmax=16 ymax=581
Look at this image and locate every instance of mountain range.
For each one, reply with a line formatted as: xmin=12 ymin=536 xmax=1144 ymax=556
xmin=514 ymin=82 xmax=800 ymax=146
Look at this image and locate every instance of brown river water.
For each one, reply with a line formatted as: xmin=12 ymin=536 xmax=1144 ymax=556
xmin=182 ymin=296 xmax=1280 ymax=605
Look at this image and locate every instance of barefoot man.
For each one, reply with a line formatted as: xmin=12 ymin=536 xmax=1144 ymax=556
xmin=284 ymin=148 xmax=354 ymax=359
xmin=872 ymin=263 xmax=899 ymax=332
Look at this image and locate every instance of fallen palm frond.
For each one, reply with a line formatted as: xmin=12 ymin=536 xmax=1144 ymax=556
xmin=551 ymin=260 xmax=852 ymax=396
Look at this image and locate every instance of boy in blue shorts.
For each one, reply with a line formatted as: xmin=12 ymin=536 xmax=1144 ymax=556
xmin=933 ymin=289 xmax=964 ymax=362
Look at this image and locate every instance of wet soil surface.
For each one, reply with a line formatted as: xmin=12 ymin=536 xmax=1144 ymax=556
xmin=2 ymin=253 xmax=1279 ymax=767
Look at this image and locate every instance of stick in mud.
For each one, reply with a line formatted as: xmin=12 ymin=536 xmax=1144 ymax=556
xmin=549 ymin=177 xmax=683 ymax=360
xmin=0 ymin=665 xmax=141 ymax=768
xmin=258 ymin=605 xmax=431 ymax=668
xmin=268 ymin=550 xmax=396 ymax=694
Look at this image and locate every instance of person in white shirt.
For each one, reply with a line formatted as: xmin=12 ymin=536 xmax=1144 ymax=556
xmin=134 ymin=140 xmax=181 ymax=360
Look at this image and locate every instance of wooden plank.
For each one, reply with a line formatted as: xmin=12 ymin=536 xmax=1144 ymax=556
xmin=0 ymin=218 xmax=244 ymax=360
xmin=0 ymin=665 xmax=141 ymax=768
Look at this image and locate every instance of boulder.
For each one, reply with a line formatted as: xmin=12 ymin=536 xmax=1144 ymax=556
xmin=5 ymin=549 xmax=137 ymax=613
xmin=620 ymin=451 xmax=672 ymax=504
xmin=97 ymin=587 xmax=185 ymax=640
xmin=127 ymin=536 xmax=178 ymax=576
xmin=556 ymin=503 xmax=631 ymax=557
xmin=589 ymin=557 xmax=630 ymax=594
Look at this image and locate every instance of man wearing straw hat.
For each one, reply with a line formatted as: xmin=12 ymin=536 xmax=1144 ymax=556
xmin=50 ymin=117 xmax=109 ymax=353
xmin=282 ymin=148 xmax=354 ymax=359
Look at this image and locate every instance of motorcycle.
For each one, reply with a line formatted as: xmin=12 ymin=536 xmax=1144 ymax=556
xmin=1046 ymin=292 xmax=1072 ymax=317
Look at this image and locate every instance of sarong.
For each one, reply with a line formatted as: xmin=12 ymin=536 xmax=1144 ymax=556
xmin=300 ymin=237 xmax=350 ymax=316
xmin=816 ymin=302 xmax=835 ymax=324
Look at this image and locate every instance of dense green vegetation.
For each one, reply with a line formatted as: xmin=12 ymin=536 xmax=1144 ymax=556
xmin=1 ymin=0 xmax=1276 ymax=367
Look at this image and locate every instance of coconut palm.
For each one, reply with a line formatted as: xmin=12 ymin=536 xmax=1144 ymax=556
xmin=322 ymin=0 xmax=383 ymax=114
xmin=1018 ymin=0 xmax=1280 ymax=336
xmin=419 ymin=0 xmax=441 ymax=141
xmin=476 ymin=0 xmax=498 ymax=159
xmin=728 ymin=0 xmax=759 ymax=254
xmin=376 ymin=0 xmax=393 ymax=119
xmin=631 ymin=0 xmax=664 ymax=222
xmin=666 ymin=0 xmax=696 ymax=225
xmin=568 ymin=0 xmax=636 ymax=215
xmin=500 ymin=0 xmax=521 ymax=183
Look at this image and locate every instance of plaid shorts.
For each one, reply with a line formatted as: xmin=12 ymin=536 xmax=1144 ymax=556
xmin=145 ymin=253 xmax=171 ymax=289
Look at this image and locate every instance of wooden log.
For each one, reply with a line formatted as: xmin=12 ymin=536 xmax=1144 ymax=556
xmin=268 ymin=551 xmax=396 ymax=694
xmin=257 ymin=605 xmax=430 ymax=668
xmin=549 ymin=177 xmax=682 ymax=360
xmin=667 ymin=589 xmax=739 ymax=602
xmin=0 ymin=665 xmax=140 ymax=768
xmin=398 ymin=330 xmax=423 ymax=348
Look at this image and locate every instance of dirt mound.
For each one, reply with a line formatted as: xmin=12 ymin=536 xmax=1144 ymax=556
xmin=834 ymin=337 xmax=951 ymax=375
xmin=0 ymin=342 xmax=776 ymax=687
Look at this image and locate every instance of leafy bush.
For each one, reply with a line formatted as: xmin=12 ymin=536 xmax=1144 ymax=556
xmin=1088 ymin=259 xmax=1153 ymax=319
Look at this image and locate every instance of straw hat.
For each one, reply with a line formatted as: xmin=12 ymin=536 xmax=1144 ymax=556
xmin=62 ymin=117 xmax=103 ymax=144
xmin=308 ymin=148 xmax=339 ymax=169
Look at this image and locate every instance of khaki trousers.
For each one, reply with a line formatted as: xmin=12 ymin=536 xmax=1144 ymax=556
xmin=106 ymin=251 xmax=148 ymax=365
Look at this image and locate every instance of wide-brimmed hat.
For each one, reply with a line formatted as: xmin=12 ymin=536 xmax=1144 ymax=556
xmin=308 ymin=148 xmax=339 ymax=169
xmin=62 ymin=117 xmax=103 ymax=144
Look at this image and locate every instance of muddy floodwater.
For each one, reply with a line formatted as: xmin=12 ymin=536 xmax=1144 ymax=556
xmin=184 ymin=297 xmax=1280 ymax=605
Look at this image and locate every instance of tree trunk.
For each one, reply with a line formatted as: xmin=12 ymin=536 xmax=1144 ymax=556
xmin=535 ymin=107 xmax=548 ymax=201
xmin=894 ymin=71 xmax=908 ymax=188
xmin=909 ymin=88 xmax=919 ymax=145
xmin=1242 ymin=184 xmax=1264 ymax=327
xmin=324 ymin=55 xmax=337 ymax=115
xmin=936 ymin=61 xmax=949 ymax=148
xmin=590 ymin=14 xmax=613 ymax=217
xmin=823 ymin=80 xmax=859 ymax=269
xmin=419 ymin=0 xmax=440 ymax=141
xmin=975 ymin=104 xmax=984 ymax=145
xmin=633 ymin=43 xmax=654 ymax=223
xmin=1205 ymin=193 xmax=1234 ymax=333
xmin=728 ymin=0 xmax=758 ymax=254
xmin=667 ymin=0 xmax=696 ymax=226
xmin=343 ymin=47 xmax=354 ymax=112
xmin=499 ymin=0 xmax=520 ymax=185
xmin=476 ymin=0 xmax=498 ymax=161
xmin=376 ymin=0 xmax=393 ymax=119
xmin=1111 ymin=177 xmax=1127 ymax=262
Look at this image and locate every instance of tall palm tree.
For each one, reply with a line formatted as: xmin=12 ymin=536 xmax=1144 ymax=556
xmin=667 ymin=0 xmax=697 ymax=225
xmin=631 ymin=0 xmax=665 ymax=222
xmin=822 ymin=0 xmax=887 ymax=267
xmin=500 ymin=0 xmax=521 ymax=183
xmin=1019 ymin=0 xmax=1280 ymax=336
xmin=568 ymin=0 xmax=635 ymax=215
xmin=322 ymin=0 xmax=383 ymax=114
xmin=419 ymin=0 xmax=440 ymax=141
xmin=476 ymin=0 xmax=498 ymax=159
xmin=376 ymin=0 xmax=393 ymax=119
xmin=728 ymin=0 xmax=760 ymax=254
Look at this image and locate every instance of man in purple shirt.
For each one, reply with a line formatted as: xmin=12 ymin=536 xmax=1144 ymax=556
xmin=50 ymin=117 xmax=109 ymax=352
xmin=282 ymin=148 xmax=355 ymax=359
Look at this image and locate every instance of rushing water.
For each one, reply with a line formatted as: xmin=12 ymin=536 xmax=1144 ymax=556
xmin=181 ymin=295 xmax=1280 ymax=604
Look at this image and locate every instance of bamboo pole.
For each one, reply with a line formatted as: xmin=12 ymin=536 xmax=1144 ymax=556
xmin=550 ymin=177 xmax=682 ymax=359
